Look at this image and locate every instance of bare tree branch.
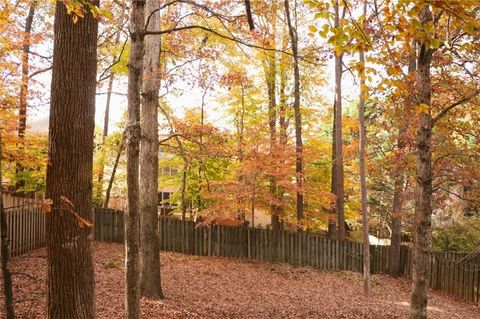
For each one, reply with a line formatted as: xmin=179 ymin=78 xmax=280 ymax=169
xmin=244 ymin=0 xmax=255 ymax=30
xmin=433 ymin=88 xmax=480 ymax=124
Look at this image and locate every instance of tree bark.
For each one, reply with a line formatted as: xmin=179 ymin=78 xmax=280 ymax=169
xmin=410 ymin=6 xmax=434 ymax=319
xmin=96 ymin=26 xmax=121 ymax=203
xmin=103 ymin=135 xmax=125 ymax=209
xmin=334 ymin=0 xmax=345 ymax=241
xmin=389 ymin=43 xmax=416 ymax=277
xmin=263 ymin=7 xmax=279 ymax=230
xmin=125 ymin=0 xmax=145 ymax=318
xmin=140 ymin=0 xmax=163 ymax=299
xmin=277 ymin=28 xmax=288 ymax=224
xmin=284 ymin=0 xmax=303 ymax=221
xmin=236 ymin=85 xmax=246 ymax=221
xmin=358 ymin=0 xmax=370 ymax=296
xmin=45 ymin=2 xmax=98 ymax=318
xmin=328 ymin=102 xmax=337 ymax=239
xmin=15 ymin=2 xmax=36 ymax=194
xmin=0 ymin=131 xmax=15 ymax=319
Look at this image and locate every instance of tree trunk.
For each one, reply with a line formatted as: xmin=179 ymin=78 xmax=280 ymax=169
xmin=125 ymin=0 xmax=145 ymax=318
xmin=334 ymin=0 xmax=345 ymax=241
xmin=45 ymin=2 xmax=98 ymax=318
xmin=389 ymin=43 xmax=416 ymax=277
xmin=103 ymin=135 xmax=125 ymax=209
xmin=181 ymin=165 xmax=187 ymax=220
xmin=15 ymin=2 xmax=36 ymax=194
xmin=96 ymin=44 xmax=119 ymax=202
xmin=284 ymin=0 xmax=303 ymax=221
xmin=140 ymin=0 xmax=163 ymax=299
xmin=263 ymin=9 xmax=279 ymax=230
xmin=236 ymin=85 xmax=246 ymax=221
xmin=358 ymin=0 xmax=370 ymax=296
xmin=277 ymin=29 xmax=288 ymax=223
xmin=328 ymin=102 xmax=337 ymax=239
xmin=410 ymin=7 xmax=434 ymax=319
xmin=0 ymin=131 xmax=15 ymax=319
xmin=197 ymin=89 xmax=207 ymax=211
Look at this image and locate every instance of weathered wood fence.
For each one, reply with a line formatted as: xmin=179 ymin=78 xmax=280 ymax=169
xmin=3 ymin=207 xmax=480 ymax=304
xmin=2 ymin=207 xmax=46 ymax=257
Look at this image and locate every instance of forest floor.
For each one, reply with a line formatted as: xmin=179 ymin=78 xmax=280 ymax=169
xmin=1 ymin=242 xmax=479 ymax=319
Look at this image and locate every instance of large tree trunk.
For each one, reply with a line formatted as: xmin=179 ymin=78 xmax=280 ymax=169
xmin=389 ymin=43 xmax=416 ymax=277
xmin=410 ymin=7 xmax=434 ymax=319
xmin=1 ymin=132 xmax=15 ymax=319
xmin=140 ymin=0 xmax=163 ymax=299
xmin=15 ymin=2 xmax=36 ymax=194
xmin=45 ymin=2 xmax=98 ymax=318
xmin=334 ymin=0 xmax=345 ymax=241
xmin=125 ymin=0 xmax=145 ymax=318
xmin=284 ymin=0 xmax=303 ymax=221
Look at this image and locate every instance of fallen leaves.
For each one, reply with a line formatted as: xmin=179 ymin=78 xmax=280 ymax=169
xmin=1 ymin=242 xmax=479 ymax=319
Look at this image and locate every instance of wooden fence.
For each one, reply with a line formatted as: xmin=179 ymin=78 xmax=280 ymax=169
xmin=91 ymin=209 xmax=480 ymax=303
xmin=2 ymin=207 xmax=480 ymax=304
xmin=2 ymin=193 xmax=45 ymax=210
xmin=2 ymin=207 xmax=46 ymax=257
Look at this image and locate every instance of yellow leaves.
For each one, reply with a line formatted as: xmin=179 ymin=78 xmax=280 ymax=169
xmin=387 ymin=66 xmax=403 ymax=77
xmin=429 ymin=38 xmax=441 ymax=49
xmin=415 ymin=103 xmax=430 ymax=115
xmin=308 ymin=25 xmax=317 ymax=33
xmin=63 ymin=0 xmax=113 ymax=24
xmin=319 ymin=24 xmax=329 ymax=38
xmin=64 ymin=0 xmax=84 ymax=24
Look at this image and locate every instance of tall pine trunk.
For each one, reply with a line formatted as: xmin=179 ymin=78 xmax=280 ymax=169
xmin=284 ymin=0 xmax=303 ymax=221
xmin=410 ymin=6 xmax=434 ymax=319
xmin=125 ymin=0 xmax=145 ymax=317
xmin=45 ymin=2 xmax=98 ymax=317
xmin=140 ymin=0 xmax=163 ymax=299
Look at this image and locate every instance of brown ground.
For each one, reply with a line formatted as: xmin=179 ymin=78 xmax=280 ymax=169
xmin=1 ymin=242 xmax=479 ymax=318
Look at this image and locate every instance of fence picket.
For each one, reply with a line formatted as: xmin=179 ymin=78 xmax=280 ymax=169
xmin=5 ymin=207 xmax=480 ymax=304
